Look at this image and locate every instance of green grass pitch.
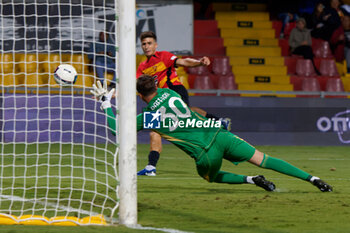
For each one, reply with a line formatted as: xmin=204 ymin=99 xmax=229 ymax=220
xmin=0 ymin=144 xmax=349 ymax=233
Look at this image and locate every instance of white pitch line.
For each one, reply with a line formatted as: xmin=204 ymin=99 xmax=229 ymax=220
xmin=128 ymin=225 xmax=193 ymax=233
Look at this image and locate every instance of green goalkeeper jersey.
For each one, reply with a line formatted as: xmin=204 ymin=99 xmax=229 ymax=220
xmin=105 ymin=88 xmax=223 ymax=159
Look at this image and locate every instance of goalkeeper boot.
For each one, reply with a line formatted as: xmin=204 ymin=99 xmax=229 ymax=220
xmin=312 ymin=178 xmax=332 ymax=192
xmin=220 ymin=117 xmax=232 ymax=131
xmin=252 ymin=175 xmax=276 ymax=191
xmin=137 ymin=165 xmax=156 ymax=176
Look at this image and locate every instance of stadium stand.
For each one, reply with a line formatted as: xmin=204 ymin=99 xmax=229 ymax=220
xmin=319 ymin=59 xmax=339 ymax=77
xmin=193 ymin=74 xmax=216 ymax=96
xmin=326 ymin=78 xmax=345 ymax=92
xmin=296 ymin=59 xmax=317 ymax=77
xmin=300 ymin=77 xmax=321 ymax=98
xmin=190 ymin=1 xmax=349 ymax=97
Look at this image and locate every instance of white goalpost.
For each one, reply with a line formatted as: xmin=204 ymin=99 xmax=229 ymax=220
xmin=0 ymin=0 xmax=136 ymax=226
xmin=117 ymin=0 xmax=137 ymax=226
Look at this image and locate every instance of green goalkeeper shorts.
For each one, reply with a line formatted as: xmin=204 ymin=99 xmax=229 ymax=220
xmin=195 ymin=130 xmax=256 ymax=182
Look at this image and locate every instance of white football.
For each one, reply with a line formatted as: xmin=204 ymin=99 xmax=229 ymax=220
xmin=54 ymin=64 xmax=78 ymax=86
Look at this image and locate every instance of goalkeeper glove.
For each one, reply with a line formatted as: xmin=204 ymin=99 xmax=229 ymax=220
xmin=90 ymin=80 xmax=115 ymax=110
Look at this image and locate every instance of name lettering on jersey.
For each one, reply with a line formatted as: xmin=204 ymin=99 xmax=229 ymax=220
xmin=142 ymin=61 xmax=167 ymax=76
xmin=150 ymin=92 xmax=170 ymax=110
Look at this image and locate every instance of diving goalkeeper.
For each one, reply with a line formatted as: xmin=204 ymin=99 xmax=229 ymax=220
xmin=91 ymin=75 xmax=332 ymax=192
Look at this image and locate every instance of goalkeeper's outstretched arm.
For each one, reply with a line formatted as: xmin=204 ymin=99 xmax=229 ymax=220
xmin=91 ymin=80 xmax=144 ymax=135
xmin=103 ymin=108 xmax=144 ymax=136
xmin=104 ymin=108 xmax=117 ymax=136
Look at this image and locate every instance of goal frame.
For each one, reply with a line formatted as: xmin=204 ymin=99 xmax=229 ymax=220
xmin=117 ymin=0 xmax=137 ymax=226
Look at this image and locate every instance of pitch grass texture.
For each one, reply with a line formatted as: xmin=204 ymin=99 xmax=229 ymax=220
xmin=0 ymin=144 xmax=349 ymax=233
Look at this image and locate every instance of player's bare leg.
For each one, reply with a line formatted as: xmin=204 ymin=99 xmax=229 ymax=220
xmin=248 ymin=150 xmax=332 ymax=192
xmin=137 ymin=131 xmax=161 ymax=176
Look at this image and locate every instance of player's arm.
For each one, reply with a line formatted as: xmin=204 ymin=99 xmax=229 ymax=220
xmin=175 ymin=56 xmax=210 ymax=68
xmin=91 ymin=81 xmax=117 ymax=135
xmin=104 ymin=108 xmax=117 ymax=135
xmin=91 ymin=80 xmax=143 ymax=135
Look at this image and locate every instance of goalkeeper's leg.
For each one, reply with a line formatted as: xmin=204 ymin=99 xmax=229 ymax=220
xmin=218 ymin=130 xmax=332 ymax=192
xmin=137 ymin=131 xmax=161 ymax=176
xmin=248 ymin=150 xmax=332 ymax=192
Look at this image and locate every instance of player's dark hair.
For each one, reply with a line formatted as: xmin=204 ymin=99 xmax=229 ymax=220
xmin=140 ymin=31 xmax=157 ymax=42
xmin=137 ymin=74 xmax=157 ymax=96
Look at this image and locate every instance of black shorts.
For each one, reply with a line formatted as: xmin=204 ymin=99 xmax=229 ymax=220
xmin=168 ymin=84 xmax=190 ymax=106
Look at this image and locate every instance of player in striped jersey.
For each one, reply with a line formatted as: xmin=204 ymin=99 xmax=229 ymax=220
xmin=136 ymin=31 xmax=230 ymax=176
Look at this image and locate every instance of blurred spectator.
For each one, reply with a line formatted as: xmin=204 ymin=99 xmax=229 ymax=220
xmin=342 ymin=16 xmax=350 ymax=72
xmin=88 ymin=31 xmax=116 ymax=88
xmin=311 ymin=0 xmax=342 ymax=41
xmin=289 ymin=18 xmax=321 ymax=74
xmin=194 ymin=0 xmax=212 ymax=19
xmin=330 ymin=15 xmax=350 ymax=62
xmin=307 ymin=2 xmax=327 ymax=29
xmin=268 ymin=0 xmax=301 ymax=38
xmin=279 ymin=13 xmax=299 ymax=38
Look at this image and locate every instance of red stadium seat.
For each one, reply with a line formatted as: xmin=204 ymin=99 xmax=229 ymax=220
xmin=217 ymin=74 xmax=236 ymax=90
xmin=296 ymin=59 xmax=317 ymax=76
xmin=284 ymin=56 xmax=298 ymax=75
xmin=326 ymin=78 xmax=344 ymax=92
xmin=302 ymin=77 xmax=321 ymax=92
xmin=319 ymin=59 xmax=339 ymax=77
xmin=217 ymin=74 xmax=237 ymax=96
xmin=187 ymin=65 xmax=210 ymax=75
xmin=194 ymin=75 xmax=215 ymax=96
xmin=194 ymin=75 xmax=215 ymax=89
xmin=313 ymin=40 xmax=333 ymax=58
xmin=212 ymin=57 xmax=232 ymax=76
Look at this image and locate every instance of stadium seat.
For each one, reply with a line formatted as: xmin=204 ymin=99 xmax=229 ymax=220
xmin=193 ymin=75 xmax=215 ymax=95
xmin=217 ymin=74 xmax=237 ymax=96
xmin=326 ymin=78 xmax=345 ymax=92
xmin=301 ymin=77 xmax=321 ymax=95
xmin=1 ymin=74 xmax=18 ymax=86
xmin=69 ymin=54 xmax=88 ymax=73
xmin=187 ymin=65 xmax=210 ymax=75
xmin=296 ymin=59 xmax=316 ymax=76
xmin=319 ymin=59 xmax=339 ymax=77
xmin=0 ymin=53 xmax=14 ymax=74
xmin=18 ymin=54 xmax=38 ymax=74
xmin=74 ymin=74 xmax=95 ymax=92
xmin=313 ymin=40 xmax=333 ymax=58
xmin=212 ymin=57 xmax=232 ymax=76
xmin=25 ymin=74 xmax=42 ymax=87
xmin=41 ymin=54 xmax=61 ymax=73
xmin=284 ymin=56 xmax=298 ymax=75
xmin=217 ymin=74 xmax=236 ymax=90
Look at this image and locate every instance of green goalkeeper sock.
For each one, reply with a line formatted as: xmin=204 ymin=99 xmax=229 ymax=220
xmin=214 ymin=171 xmax=247 ymax=184
xmin=260 ymin=154 xmax=312 ymax=181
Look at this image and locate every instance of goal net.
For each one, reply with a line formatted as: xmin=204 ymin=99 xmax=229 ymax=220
xmin=0 ymin=0 xmax=122 ymax=226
